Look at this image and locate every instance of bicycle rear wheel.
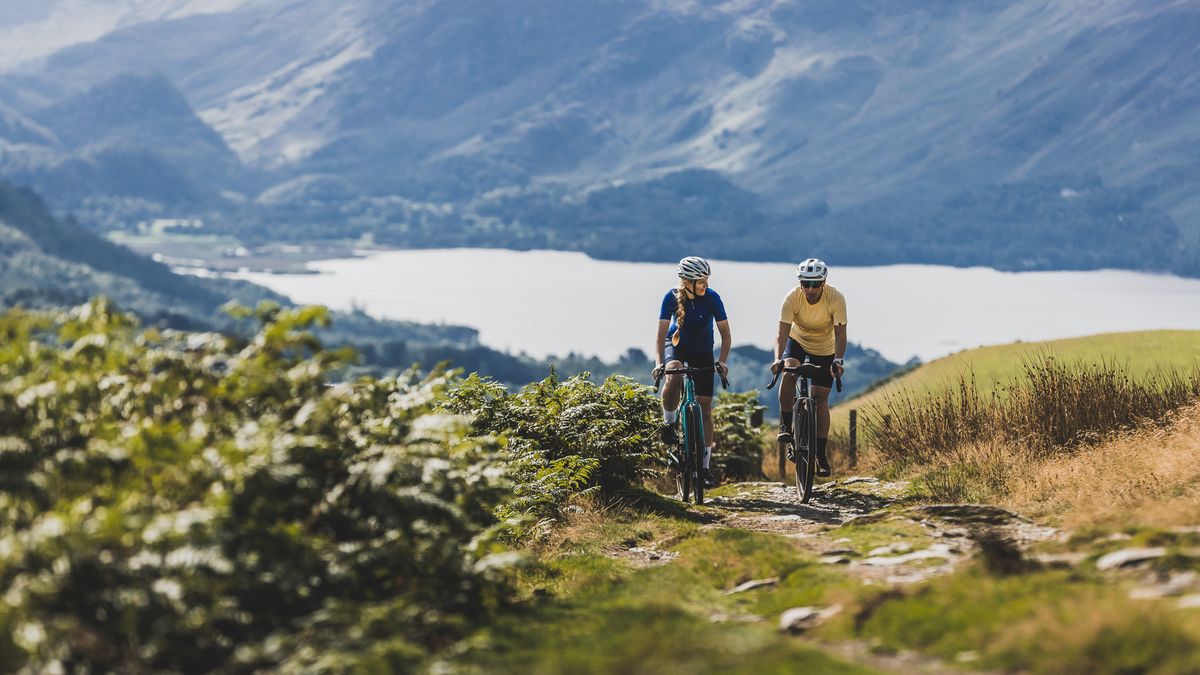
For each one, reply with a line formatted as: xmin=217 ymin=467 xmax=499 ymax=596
xmin=793 ymin=399 xmax=817 ymax=503
xmin=686 ymin=403 xmax=705 ymax=505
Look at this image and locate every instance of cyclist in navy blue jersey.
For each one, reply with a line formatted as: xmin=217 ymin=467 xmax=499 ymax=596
xmin=652 ymin=256 xmax=732 ymax=487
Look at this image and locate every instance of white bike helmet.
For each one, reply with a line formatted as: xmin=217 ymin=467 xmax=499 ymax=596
xmin=796 ymin=258 xmax=828 ymax=281
xmin=677 ymin=256 xmax=711 ymax=280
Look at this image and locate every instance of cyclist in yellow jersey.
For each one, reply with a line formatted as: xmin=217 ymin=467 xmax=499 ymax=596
xmin=770 ymin=258 xmax=846 ymax=477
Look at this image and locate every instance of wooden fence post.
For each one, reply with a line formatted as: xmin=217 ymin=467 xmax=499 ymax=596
xmin=849 ymin=409 xmax=858 ymax=469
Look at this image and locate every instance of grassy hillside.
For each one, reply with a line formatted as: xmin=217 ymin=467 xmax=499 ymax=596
xmin=4 ymin=302 xmax=1200 ymax=673
xmin=836 ymin=330 xmax=1200 ymax=429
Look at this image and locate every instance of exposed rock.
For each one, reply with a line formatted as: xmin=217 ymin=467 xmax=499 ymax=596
xmin=955 ymin=650 xmax=980 ymax=663
xmin=1030 ymin=552 xmax=1088 ymax=568
xmin=612 ymin=546 xmax=679 ymax=567
xmin=820 ymin=555 xmax=852 ymax=565
xmin=868 ymin=542 xmax=913 ymax=556
xmin=1129 ymin=571 xmax=1198 ymax=599
xmin=724 ymin=577 xmax=779 ymax=595
xmin=821 ymin=548 xmax=858 ymax=557
xmin=863 ymin=544 xmax=958 ymax=567
xmin=1178 ymin=595 xmax=1200 ymax=609
xmin=1095 ymin=547 xmax=1167 ymax=571
xmin=779 ymin=604 xmax=842 ymax=634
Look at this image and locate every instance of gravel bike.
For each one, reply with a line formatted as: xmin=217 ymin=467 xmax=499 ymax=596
xmin=767 ymin=361 xmax=842 ymax=504
xmin=654 ymin=364 xmax=729 ymax=505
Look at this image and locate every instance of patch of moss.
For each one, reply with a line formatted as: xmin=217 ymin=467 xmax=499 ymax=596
xmin=824 ymin=517 xmax=932 ymax=556
xmin=449 ymin=524 xmax=880 ymax=673
xmin=847 ymin=562 xmax=1200 ymax=674
xmin=453 ymin=601 xmax=879 ymax=674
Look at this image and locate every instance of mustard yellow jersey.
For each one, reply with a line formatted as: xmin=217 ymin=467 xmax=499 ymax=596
xmin=779 ymin=284 xmax=847 ymax=355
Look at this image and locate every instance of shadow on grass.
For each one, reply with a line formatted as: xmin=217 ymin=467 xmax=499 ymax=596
xmin=611 ymin=488 xmax=720 ymax=524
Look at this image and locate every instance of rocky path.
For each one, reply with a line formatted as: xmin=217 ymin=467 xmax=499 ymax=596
xmin=703 ymin=478 xmax=1059 ymax=586
xmin=604 ymin=476 xmax=1200 ymax=673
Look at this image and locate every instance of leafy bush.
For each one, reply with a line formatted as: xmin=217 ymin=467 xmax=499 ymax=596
xmin=445 ymin=370 xmax=660 ymax=527
xmin=712 ymin=391 xmax=767 ymax=480
xmin=0 ymin=299 xmax=513 ymax=671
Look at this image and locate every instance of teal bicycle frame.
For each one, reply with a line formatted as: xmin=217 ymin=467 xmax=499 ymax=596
xmin=655 ymin=364 xmax=728 ymax=505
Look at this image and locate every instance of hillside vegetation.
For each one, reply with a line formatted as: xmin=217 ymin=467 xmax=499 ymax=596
xmin=839 ymin=330 xmax=1200 ymax=423
xmin=3 ymin=301 xmax=1200 ymax=673
xmin=0 ymin=299 xmax=766 ymax=671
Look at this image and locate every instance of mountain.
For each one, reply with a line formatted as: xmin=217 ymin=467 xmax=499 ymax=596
xmin=0 ymin=177 xmax=272 ymax=323
xmin=0 ymin=0 xmax=1197 ymax=273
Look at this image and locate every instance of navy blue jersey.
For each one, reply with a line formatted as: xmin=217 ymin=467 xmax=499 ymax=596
xmin=659 ymin=289 xmax=728 ymax=352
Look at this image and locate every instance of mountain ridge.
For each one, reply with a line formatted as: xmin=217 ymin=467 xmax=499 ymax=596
xmin=0 ymin=0 xmax=1197 ymax=273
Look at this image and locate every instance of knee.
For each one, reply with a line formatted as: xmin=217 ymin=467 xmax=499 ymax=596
xmin=783 ymin=357 xmax=800 ymax=367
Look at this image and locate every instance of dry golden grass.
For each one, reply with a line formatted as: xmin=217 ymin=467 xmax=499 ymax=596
xmin=893 ymin=402 xmax=1200 ymax=530
xmin=760 ymin=427 xmax=858 ymax=482
xmin=1004 ymin=401 xmax=1200 ymax=529
xmin=865 ymin=356 xmax=1200 ymax=466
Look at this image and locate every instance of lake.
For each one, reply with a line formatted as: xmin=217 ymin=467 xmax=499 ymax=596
xmin=234 ymin=249 xmax=1200 ymax=364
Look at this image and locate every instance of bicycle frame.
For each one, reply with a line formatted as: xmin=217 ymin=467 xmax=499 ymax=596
xmin=655 ymin=364 xmax=729 ymax=505
xmin=767 ymin=361 xmax=842 ymax=504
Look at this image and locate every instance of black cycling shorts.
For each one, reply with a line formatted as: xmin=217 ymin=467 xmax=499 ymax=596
xmin=662 ymin=343 xmax=716 ymax=398
xmin=782 ymin=338 xmax=836 ymax=389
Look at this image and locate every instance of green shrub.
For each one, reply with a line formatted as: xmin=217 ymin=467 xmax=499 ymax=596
xmin=445 ymin=370 xmax=660 ymax=526
xmin=0 ymin=299 xmax=514 ymax=671
xmin=712 ymin=390 xmax=766 ymax=480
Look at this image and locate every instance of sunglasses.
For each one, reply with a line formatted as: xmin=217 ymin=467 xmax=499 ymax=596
xmin=800 ymin=280 xmax=824 ymax=289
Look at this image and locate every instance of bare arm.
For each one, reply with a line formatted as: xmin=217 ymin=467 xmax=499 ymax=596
xmin=715 ymin=320 xmax=731 ymax=374
xmin=654 ymin=319 xmax=670 ymax=365
xmin=774 ymin=321 xmax=791 ymax=361
xmin=833 ymin=324 xmax=848 ymax=376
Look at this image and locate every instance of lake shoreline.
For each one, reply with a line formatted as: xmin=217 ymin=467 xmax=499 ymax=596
xmin=215 ymin=247 xmax=1200 ymax=366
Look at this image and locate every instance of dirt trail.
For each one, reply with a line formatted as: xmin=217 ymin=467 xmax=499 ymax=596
xmin=703 ymin=478 xmax=1060 ymax=586
xmin=706 ymin=478 xmax=909 ymax=535
xmin=610 ymin=477 xmax=1200 ymax=673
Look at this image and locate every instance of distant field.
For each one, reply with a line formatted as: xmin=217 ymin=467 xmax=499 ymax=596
xmin=834 ymin=330 xmax=1200 ymax=430
xmin=108 ymin=231 xmax=364 ymax=274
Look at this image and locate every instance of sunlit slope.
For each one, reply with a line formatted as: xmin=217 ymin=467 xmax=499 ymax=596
xmin=836 ymin=330 xmax=1200 ymax=425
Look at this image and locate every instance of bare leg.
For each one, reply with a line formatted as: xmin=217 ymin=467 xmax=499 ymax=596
xmin=778 ymin=357 xmax=800 ymax=428
xmin=813 ymin=385 xmax=832 ymax=438
xmin=813 ymin=385 xmax=833 ymax=475
xmin=661 ymin=359 xmax=683 ymax=414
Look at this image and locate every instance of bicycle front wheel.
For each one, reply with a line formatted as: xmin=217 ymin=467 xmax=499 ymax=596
xmin=686 ymin=403 xmax=705 ymax=505
xmin=676 ymin=457 xmax=691 ymax=503
xmin=793 ymin=400 xmax=816 ymax=503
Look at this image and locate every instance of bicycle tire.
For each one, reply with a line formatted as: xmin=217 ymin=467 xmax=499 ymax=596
xmin=676 ymin=407 xmax=691 ymax=503
xmin=676 ymin=444 xmax=696 ymax=502
xmin=686 ymin=403 xmax=705 ymax=505
xmin=793 ymin=399 xmax=817 ymax=503
xmin=676 ymin=455 xmax=691 ymax=503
